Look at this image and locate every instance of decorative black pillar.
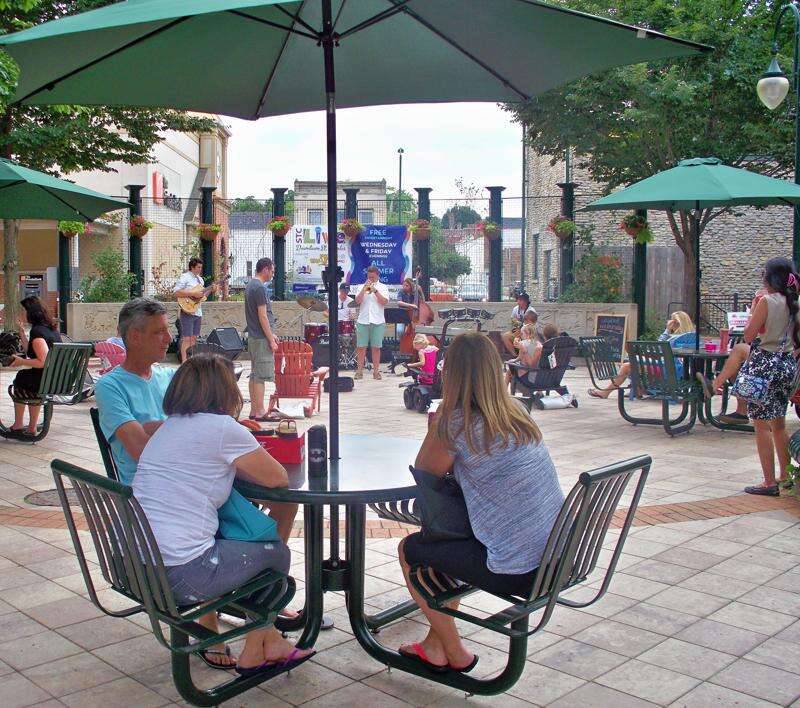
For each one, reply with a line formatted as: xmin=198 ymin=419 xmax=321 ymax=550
xmin=632 ymin=208 xmax=648 ymax=338
xmin=57 ymin=231 xmax=71 ymax=334
xmin=343 ymin=187 xmax=359 ymax=219
xmin=271 ymin=187 xmax=288 ymax=300
xmin=487 ymin=186 xmax=505 ymax=302
xmin=200 ymin=186 xmax=216 ymax=296
xmin=126 ymin=184 xmax=144 ymax=298
xmin=557 ymin=181 xmax=577 ymax=293
xmin=414 ymin=187 xmax=432 ymax=298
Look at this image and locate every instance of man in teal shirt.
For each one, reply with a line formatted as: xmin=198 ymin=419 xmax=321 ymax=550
xmin=95 ymin=299 xmax=174 ymax=485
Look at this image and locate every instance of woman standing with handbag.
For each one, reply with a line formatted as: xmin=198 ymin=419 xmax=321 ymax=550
xmin=740 ymin=257 xmax=800 ymax=496
xmin=396 ymin=332 xmax=564 ymax=673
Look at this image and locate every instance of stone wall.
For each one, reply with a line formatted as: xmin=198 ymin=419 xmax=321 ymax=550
xmin=68 ymin=299 xmax=637 ymax=342
xmin=525 ymin=148 xmax=792 ymax=305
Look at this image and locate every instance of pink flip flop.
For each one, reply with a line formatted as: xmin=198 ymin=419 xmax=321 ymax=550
xmin=235 ymin=648 xmax=315 ymax=678
xmin=398 ymin=643 xmax=448 ymax=673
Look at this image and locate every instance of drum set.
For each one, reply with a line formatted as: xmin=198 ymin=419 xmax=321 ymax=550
xmin=297 ymin=294 xmax=357 ymax=369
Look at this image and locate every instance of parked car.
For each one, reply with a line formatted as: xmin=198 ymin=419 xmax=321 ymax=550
xmin=459 ymin=284 xmax=489 ymax=302
xmin=429 ymin=284 xmax=461 ymax=302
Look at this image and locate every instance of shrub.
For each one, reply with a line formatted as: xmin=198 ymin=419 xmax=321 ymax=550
xmin=79 ymin=247 xmax=135 ymax=302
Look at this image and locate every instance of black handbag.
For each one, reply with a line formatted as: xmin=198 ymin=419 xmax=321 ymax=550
xmin=409 ymin=465 xmax=474 ymax=542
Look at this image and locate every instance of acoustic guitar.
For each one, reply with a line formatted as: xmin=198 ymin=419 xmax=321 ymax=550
xmin=177 ymin=275 xmax=230 ymax=315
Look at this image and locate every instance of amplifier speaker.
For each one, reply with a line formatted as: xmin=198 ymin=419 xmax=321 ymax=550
xmin=312 ymin=336 xmax=331 ymax=369
xmin=206 ymin=327 xmax=244 ymax=360
xmin=324 ymin=376 xmax=354 ymax=393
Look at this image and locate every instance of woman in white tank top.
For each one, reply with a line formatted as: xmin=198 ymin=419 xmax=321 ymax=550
xmin=742 ymin=258 xmax=800 ymax=496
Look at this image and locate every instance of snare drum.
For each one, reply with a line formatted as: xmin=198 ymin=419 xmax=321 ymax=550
xmin=304 ymin=322 xmax=329 ymax=345
xmin=338 ymin=320 xmax=355 ymax=336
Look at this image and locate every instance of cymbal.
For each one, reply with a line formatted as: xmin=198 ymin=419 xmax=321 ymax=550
xmin=309 ymin=300 xmax=328 ymax=313
xmin=296 ymin=294 xmax=327 ymax=312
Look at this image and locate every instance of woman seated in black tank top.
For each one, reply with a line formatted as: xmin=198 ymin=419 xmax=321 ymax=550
xmin=7 ymin=297 xmax=61 ymax=435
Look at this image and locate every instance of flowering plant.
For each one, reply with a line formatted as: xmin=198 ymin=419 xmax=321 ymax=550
xmin=476 ymin=220 xmax=501 ymax=239
xmin=129 ymin=215 xmax=154 ymax=238
xmin=339 ymin=218 xmax=364 ymax=238
xmin=547 ymin=216 xmax=575 ymax=238
xmin=407 ymin=218 xmax=431 ymax=240
xmin=58 ymin=220 xmax=85 ymax=238
xmin=619 ymin=213 xmax=654 ymax=245
xmin=197 ymin=223 xmax=222 ymax=241
xmin=267 ymin=216 xmax=291 ymax=236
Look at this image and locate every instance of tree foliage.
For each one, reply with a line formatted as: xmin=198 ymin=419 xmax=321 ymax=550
xmin=440 ymin=205 xmax=481 ymax=229
xmin=428 ymin=216 xmax=472 ymax=282
xmin=506 ymin=0 xmax=792 ymax=313
xmin=79 ymin=247 xmax=135 ymax=303
xmin=385 ymin=188 xmax=416 ymax=225
xmin=0 ymin=0 xmax=215 ymax=327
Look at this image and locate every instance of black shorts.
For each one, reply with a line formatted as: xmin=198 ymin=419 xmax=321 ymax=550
xmin=403 ymin=532 xmax=537 ymax=598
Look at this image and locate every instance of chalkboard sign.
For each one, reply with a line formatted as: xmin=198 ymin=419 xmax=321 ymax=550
xmin=594 ymin=314 xmax=629 ymax=363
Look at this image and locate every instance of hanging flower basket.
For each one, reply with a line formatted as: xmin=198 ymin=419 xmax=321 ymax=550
xmin=339 ymin=218 xmax=364 ymax=240
xmin=268 ymin=216 xmax=291 ymax=238
xmin=129 ymin=215 xmax=153 ymax=238
xmin=476 ymin=220 xmax=501 ymax=240
xmin=58 ymin=220 xmax=85 ymax=239
xmin=547 ymin=216 xmax=575 ymax=240
xmin=408 ymin=218 xmax=431 ymax=241
xmin=198 ymin=223 xmax=222 ymax=241
xmin=619 ymin=213 xmax=655 ymax=245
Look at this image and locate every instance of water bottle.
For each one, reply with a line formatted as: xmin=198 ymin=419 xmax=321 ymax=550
xmin=307 ymin=425 xmax=327 ymax=477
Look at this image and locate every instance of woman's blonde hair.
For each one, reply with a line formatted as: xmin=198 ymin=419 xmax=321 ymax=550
xmin=413 ymin=333 xmax=428 ymax=349
xmin=671 ymin=311 xmax=694 ymax=334
xmin=435 ymin=332 xmax=542 ymax=454
xmin=163 ymin=353 xmax=243 ymax=419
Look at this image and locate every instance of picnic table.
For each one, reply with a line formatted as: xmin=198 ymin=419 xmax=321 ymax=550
xmin=671 ymin=347 xmax=753 ymax=432
xmin=235 ymin=433 xmax=421 ymax=648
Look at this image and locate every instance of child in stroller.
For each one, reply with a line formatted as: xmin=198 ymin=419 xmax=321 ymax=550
xmin=400 ymin=334 xmax=441 ymax=413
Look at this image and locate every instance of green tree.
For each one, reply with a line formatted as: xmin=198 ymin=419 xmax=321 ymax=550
xmin=0 ymin=0 xmax=214 ymax=328
xmin=230 ymin=195 xmax=270 ymax=212
xmin=506 ymin=0 xmax=791 ymax=315
xmin=385 ymin=188 xmax=417 ymax=225
xmin=428 ymin=216 xmax=472 ymax=282
xmin=440 ymin=205 xmax=481 ymax=229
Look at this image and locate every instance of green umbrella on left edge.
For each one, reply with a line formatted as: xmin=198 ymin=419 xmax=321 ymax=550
xmin=583 ymin=157 xmax=800 ymax=349
xmin=0 ymin=158 xmax=129 ymax=220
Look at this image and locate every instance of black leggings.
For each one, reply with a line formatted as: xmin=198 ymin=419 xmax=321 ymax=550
xmin=403 ymin=532 xmax=537 ymax=597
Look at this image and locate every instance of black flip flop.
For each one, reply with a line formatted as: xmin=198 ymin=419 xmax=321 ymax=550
xmin=197 ymin=646 xmax=236 ymax=671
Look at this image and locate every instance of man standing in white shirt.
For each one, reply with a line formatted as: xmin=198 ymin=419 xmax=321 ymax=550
xmin=174 ymin=257 xmax=216 ymax=363
xmin=354 ymin=266 xmax=389 ymax=380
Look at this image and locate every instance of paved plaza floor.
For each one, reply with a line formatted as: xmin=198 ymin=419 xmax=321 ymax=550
xmin=0 ymin=361 xmax=798 ymax=706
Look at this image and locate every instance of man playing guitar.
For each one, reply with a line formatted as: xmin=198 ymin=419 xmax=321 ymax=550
xmin=174 ymin=257 xmax=217 ymax=362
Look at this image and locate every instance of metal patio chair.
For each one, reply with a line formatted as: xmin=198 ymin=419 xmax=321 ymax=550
xmin=52 ymin=459 xmax=298 ymax=706
xmin=2 ymin=342 xmax=93 ymax=442
xmin=580 ymin=336 xmax=620 ymax=391
xmin=620 ymin=340 xmax=700 ymax=436
xmin=392 ymin=455 xmax=649 ymax=696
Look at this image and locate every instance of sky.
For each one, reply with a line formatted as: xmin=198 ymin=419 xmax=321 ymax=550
xmin=225 ymin=102 xmax=525 ymax=217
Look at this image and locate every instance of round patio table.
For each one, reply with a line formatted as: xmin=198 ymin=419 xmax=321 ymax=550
xmin=671 ymin=347 xmax=753 ymax=432
xmin=235 ymin=433 xmax=421 ymax=650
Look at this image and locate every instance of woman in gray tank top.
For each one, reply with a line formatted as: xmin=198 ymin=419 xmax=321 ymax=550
xmin=397 ymin=332 xmax=564 ymax=674
xmin=742 ymin=257 xmax=800 ymax=496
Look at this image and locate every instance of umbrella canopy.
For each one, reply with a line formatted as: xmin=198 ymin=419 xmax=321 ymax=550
xmin=0 ymin=158 xmax=129 ymax=220
xmin=583 ymin=157 xmax=800 ymax=212
xmin=583 ymin=157 xmax=800 ymax=349
xmin=0 ymin=0 xmax=709 ymax=119
xmin=0 ymin=0 xmax=709 ymax=456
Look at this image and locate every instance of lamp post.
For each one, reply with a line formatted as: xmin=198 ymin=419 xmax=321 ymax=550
xmin=757 ymin=1 xmax=800 ymax=266
xmin=397 ymin=147 xmax=404 ymax=223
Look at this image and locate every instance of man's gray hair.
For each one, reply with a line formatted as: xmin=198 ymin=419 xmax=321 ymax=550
xmin=118 ymin=298 xmax=166 ymax=345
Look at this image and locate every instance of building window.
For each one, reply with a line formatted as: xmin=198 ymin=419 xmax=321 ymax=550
xmin=532 ymin=233 xmax=540 ymax=280
xmin=308 ymin=209 xmax=323 ymax=226
xmin=543 ymin=249 xmax=552 ymax=286
xmin=358 ymin=209 xmax=374 ymax=225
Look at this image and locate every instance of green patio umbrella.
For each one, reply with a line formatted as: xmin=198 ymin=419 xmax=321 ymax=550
xmin=0 ymin=158 xmax=129 ymax=220
xmin=0 ymin=0 xmax=709 ymax=456
xmin=583 ymin=156 xmax=800 ymax=349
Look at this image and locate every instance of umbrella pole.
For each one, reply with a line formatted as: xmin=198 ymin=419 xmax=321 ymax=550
xmin=322 ymin=0 xmax=340 ymax=460
xmin=694 ymin=201 xmax=701 ymax=351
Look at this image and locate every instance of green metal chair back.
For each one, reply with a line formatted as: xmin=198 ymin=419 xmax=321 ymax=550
xmin=38 ymin=342 xmax=93 ymax=402
xmin=528 ymin=456 xmax=648 ymax=606
xmin=579 ymin=336 xmax=619 ymax=387
xmin=626 ymin=340 xmax=692 ymax=399
xmin=90 ymin=407 xmax=120 ymax=482
xmin=52 ymin=458 xmax=181 ymax=619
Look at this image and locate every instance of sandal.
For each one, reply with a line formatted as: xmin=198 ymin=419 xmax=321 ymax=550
xmin=398 ymin=643 xmax=448 ymax=673
xmin=235 ymin=648 xmax=316 ymax=678
xmin=588 ymin=389 xmax=611 ymax=399
xmin=450 ymin=654 xmax=479 ymax=673
xmin=197 ymin=646 xmax=236 ymax=671
xmin=744 ymin=484 xmax=779 ymax=497
xmin=277 ymin=419 xmax=297 ymax=438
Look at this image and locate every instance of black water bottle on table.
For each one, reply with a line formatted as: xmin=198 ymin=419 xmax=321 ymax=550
xmin=308 ymin=424 xmax=327 ymax=478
